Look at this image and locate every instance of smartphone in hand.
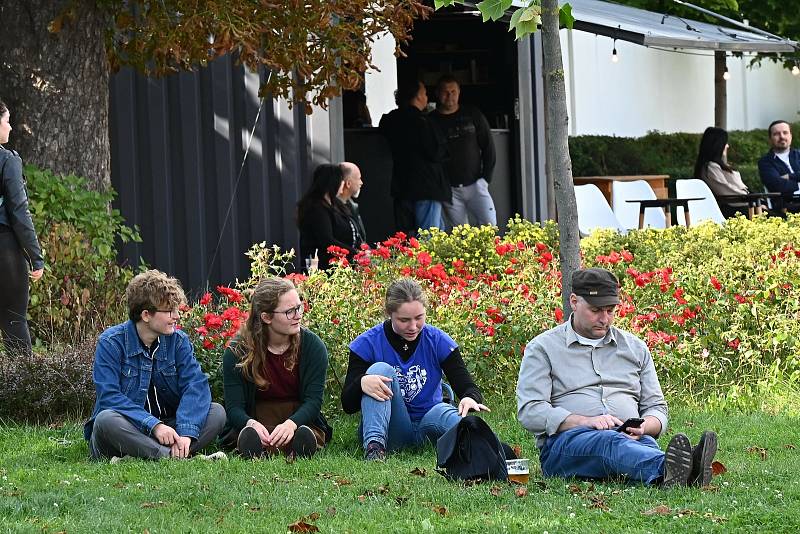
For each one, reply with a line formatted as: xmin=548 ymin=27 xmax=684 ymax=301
xmin=616 ymin=417 xmax=645 ymax=433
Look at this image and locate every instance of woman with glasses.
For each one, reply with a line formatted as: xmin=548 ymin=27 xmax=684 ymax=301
xmin=0 ymin=99 xmax=44 ymax=356
xmin=341 ymin=278 xmax=489 ymax=461
xmin=222 ymin=277 xmax=332 ymax=458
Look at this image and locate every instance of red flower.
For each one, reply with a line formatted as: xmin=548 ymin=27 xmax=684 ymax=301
xmin=417 ymin=251 xmax=432 ymax=267
xmin=710 ymin=276 xmax=722 ymax=291
xmin=621 ymin=250 xmax=634 ymax=262
xmin=728 ymin=338 xmax=740 ymax=349
xmin=285 ymin=272 xmax=307 ymax=284
xmin=734 ymin=293 xmax=747 ymax=304
xmin=195 ymin=326 xmax=208 ymax=336
xmin=373 ymin=246 xmax=391 ymax=259
xmin=409 ymin=237 xmax=420 ymax=249
xmin=204 ymin=313 xmax=224 ymax=329
xmin=199 ymin=292 xmax=212 ymax=306
xmin=221 ymin=307 xmax=241 ymax=321
xmin=554 ymin=308 xmax=564 ymax=322
xmin=672 ymin=288 xmax=687 ymax=305
xmin=332 ymin=318 xmax=340 ymax=325
xmin=216 ymin=285 xmax=243 ymax=303
xmin=504 ymin=266 xmax=516 ymax=275
xmin=202 ymin=338 xmax=215 ymax=350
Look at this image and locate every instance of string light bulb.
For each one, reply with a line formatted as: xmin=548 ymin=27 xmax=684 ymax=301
xmin=722 ymin=66 xmax=730 ymax=81
xmin=611 ymin=39 xmax=619 ymax=63
xmin=792 ymin=64 xmax=800 ymax=76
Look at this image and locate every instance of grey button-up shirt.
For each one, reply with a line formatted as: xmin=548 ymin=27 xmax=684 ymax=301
xmin=516 ymin=316 xmax=668 ymax=448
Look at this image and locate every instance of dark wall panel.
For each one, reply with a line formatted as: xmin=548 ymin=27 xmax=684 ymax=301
xmin=110 ymin=57 xmax=314 ymax=292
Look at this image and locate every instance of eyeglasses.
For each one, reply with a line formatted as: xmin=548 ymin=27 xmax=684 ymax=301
xmin=154 ymin=309 xmax=181 ymax=318
xmin=271 ymin=303 xmax=304 ymax=320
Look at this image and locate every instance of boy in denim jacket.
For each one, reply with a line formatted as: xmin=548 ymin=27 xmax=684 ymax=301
xmin=84 ymin=270 xmax=225 ymax=460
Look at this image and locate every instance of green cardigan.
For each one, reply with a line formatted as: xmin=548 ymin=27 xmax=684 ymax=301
xmin=221 ymin=328 xmax=331 ymax=446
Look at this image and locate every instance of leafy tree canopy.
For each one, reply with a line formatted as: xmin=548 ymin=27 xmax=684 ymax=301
xmin=52 ymin=0 xmax=430 ymax=113
xmin=434 ymin=0 xmax=573 ymax=39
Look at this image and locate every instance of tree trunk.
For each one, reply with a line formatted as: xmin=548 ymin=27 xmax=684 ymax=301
xmin=541 ymin=0 xmax=581 ymax=314
xmin=0 ymin=1 xmax=110 ymax=190
xmin=714 ymin=51 xmax=727 ymax=130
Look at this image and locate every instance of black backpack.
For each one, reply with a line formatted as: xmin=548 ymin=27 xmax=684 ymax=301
xmin=436 ymin=415 xmax=510 ymax=482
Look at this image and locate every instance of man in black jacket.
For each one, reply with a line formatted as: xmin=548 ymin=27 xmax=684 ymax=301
xmin=379 ymin=80 xmax=450 ymax=235
xmin=431 ymin=76 xmax=497 ymax=228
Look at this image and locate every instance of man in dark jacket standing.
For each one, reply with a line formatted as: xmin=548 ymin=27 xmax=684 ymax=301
xmin=379 ymin=80 xmax=450 ymax=235
xmin=431 ymin=76 xmax=497 ymax=228
xmin=758 ymin=120 xmax=800 ymax=212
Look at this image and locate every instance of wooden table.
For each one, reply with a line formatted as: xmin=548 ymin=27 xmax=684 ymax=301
xmin=715 ymin=192 xmax=783 ymax=219
xmin=626 ymin=198 xmax=703 ymax=228
xmin=574 ymin=175 xmax=670 ymax=204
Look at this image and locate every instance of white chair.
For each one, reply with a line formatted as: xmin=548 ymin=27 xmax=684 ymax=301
xmin=574 ymin=184 xmax=626 ymax=237
xmin=612 ymin=180 xmax=666 ymax=230
xmin=675 ymin=179 xmax=725 ymax=225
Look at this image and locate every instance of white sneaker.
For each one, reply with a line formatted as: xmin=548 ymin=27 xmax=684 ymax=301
xmin=197 ymin=451 xmax=228 ymax=461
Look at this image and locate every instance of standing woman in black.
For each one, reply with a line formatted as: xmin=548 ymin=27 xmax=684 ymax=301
xmin=297 ymin=163 xmax=364 ymax=270
xmin=0 ymin=100 xmax=44 ymax=355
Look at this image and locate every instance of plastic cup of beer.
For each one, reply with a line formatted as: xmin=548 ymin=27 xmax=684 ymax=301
xmin=506 ymin=458 xmax=530 ymax=484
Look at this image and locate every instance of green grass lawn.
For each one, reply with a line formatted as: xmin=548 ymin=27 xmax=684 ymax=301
xmin=1 ymin=404 xmax=798 ymax=533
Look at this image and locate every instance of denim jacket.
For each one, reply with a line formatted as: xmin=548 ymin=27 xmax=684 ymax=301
xmin=83 ymin=320 xmax=211 ymax=441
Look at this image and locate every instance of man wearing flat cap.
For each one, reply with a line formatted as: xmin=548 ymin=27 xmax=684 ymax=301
xmin=516 ymin=268 xmax=718 ymax=487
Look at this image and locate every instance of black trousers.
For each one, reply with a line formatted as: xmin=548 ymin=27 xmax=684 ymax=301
xmin=0 ymin=231 xmax=32 ymax=355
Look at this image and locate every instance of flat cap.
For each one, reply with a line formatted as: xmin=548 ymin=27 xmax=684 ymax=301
xmin=572 ymin=268 xmax=620 ymax=306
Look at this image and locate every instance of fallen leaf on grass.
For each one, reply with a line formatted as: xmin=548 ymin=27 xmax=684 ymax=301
xmin=490 ymin=485 xmax=502 ymax=497
xmin=515 ymin=487 xmax=528 ymax=498
xmin=377 ymin=485 xmax=390 ymax=495
xmin=431 ymin=504 xmax=448 ymax=517
xmin=784 ymin=444 xmax=796 ymax=450
xmin=701 ymin=484 xmax=720 ymax=492
xmin=326 ymin=507 xmax=336 ymax=516
xmin=746 ymin=446 xmax=768 ymax=460
xmin=568 ymin=484 xmax=583 ymax=495
xmin=512 ymin=444 xmax=523 ymax=458
xmin=410 ymin=467 xmax=427 ymax=477
xmin=357 ymin=495 xmax=366 ymax=503
xmin=287 ymin=520 xmax=319 ymax=533
xmin=588 ymin=496 xmax=609 ymax=511
xmin=395 ymin=496 xmax=409 ymax=506
xmin=642 ymin=505 xmax=671 ymax=516
xmin=684 ymin=421 xmax=695 ymax=427
xmin=711 ymin=461 xmax=727 ymax=475
xmin=248 ymin=506 xmax=261 ymax=512
xmin=140 ymin=501 xmax=166 ymax=509
xmin=334 ymin=478 xmax=352 ymax=486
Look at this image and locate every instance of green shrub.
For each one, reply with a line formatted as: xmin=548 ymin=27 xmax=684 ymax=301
xmin=25 ymin=166 xmax=141 ymax=345
xmin=190 ymin=216 xmax=800 ymax=410
xmin=0 ymin=339 xmax=96 ymax=423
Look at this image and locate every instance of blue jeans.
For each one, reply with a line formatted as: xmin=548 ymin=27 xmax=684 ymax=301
xmin=539 ymin=426 xmax=665 ymax=485
xmin=414 ymin=200 xmax=444 ymax=231
xmin=360 ymin=362 xmax=460 ymax=451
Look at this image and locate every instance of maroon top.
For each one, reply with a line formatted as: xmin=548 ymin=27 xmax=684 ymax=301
xmin=255 ymin=350 xmax=300 ymax=401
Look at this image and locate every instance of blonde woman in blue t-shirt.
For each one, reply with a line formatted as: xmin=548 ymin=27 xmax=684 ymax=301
xmin=341 ymin=278 xmax=489 ymax=460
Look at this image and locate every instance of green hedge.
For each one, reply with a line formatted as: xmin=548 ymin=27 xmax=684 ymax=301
xmin=568 ymin=123 xmax=800 ymax=192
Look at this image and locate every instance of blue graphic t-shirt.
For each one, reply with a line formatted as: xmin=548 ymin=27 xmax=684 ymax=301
xmin=349 ymin=323 xmax=457 ymax=421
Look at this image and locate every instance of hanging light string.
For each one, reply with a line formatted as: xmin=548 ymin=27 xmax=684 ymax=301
xmin=611 ymin=38 xmax=619 ymax=63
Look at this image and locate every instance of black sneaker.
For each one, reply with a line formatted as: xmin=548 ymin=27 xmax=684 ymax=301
xmin=364 ymin=440 xmax=386 ymax=461
xmin=292 ymin=425 xmax=319 ymax=458
xmin=689 ymin=430 xmax=718 ymax=487
xmin=237 ymin=426 xmax=263 ymax=459
xmin=662 ymin=432 xmax=693 ymax=488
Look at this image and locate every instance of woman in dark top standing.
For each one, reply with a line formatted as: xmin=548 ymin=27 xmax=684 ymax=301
xmin=297 ymin=163 xmax=364 ymax=270
xmin=0 ymin=99 xmax=44 ymax=356
xmin=341 ymin=278 xmax=489 ymax=461
xmin=222 ymin=277 xmax=331 ymax=458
